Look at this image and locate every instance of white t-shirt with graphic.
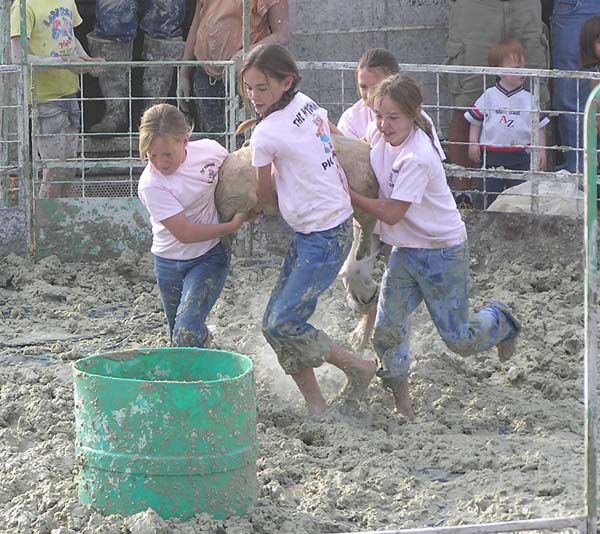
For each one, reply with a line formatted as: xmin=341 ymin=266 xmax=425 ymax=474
xmin=464 ymin=82 xmax=549 ymax=152
xmin=138 ymin=139 xmax=229 ymax=260
xmin=251 ymin=91 xmax=353 ymax=234
xmin=367 ymin=126 xmax=466 ymax=249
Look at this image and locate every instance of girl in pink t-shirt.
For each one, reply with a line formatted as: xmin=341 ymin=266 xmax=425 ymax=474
xmin=137 ymin=104 xmax=247 ymax=347
xmin=338 ymin=50 xmax=400 ymax=350
xmin=350 ymin=75 xmax=521 ymax=420
xmin=239 ymin=44 xmax=376 ymax=416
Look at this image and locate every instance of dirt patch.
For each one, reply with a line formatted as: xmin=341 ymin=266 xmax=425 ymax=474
xmin=0 ymin=213 xmax=588 ymax=533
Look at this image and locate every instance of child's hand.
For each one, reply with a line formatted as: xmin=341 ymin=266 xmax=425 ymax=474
xmin=468 ymin=143 xmax=481 ymax=164
xmin=232 ymin=212 xmax=248 ymax=228
xmin=538 ymin=148 xmax=547 ymax=171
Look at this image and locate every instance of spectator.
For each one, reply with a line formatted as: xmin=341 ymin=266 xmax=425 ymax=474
xmin=86 ymin=1 xmax=187 ymax=133
xmin=552 ymin=0 xmax=600 ymax=173
xmin=579 ymin=15 xmax=600 ymax=132
xmin=465 ymin=39 xmax=549 ymax=207
xmin=10 ymin=0 xmax=102 ymax=197
xmin=180 ymin=0 xmax=289 ymax=138
xmin=445 ymin=0 xmax=549 ymax=205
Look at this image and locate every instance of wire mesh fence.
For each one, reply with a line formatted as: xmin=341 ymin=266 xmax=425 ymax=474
xmin=20 ymin=60 xmax=600 ymax=217
xmin=0 ymin=64 xmax=26 ymax=208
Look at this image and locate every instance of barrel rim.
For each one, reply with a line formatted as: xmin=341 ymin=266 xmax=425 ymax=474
xmin=72 ymin=347 xmax=254 ymax=385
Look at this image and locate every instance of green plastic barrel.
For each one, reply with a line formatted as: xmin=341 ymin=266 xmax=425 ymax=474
xmin=73 ymin=348 xmax=258 ymax=520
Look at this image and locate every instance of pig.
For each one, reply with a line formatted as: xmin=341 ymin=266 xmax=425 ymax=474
xmin=215 ymin=134 xmax=379 ymax=259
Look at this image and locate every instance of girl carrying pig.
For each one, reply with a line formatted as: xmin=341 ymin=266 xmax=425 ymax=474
xmin=349 ymin=75 xmax=521 ymax=420
xmin=239 ymin=44 xmax=377 ymax=416
xmin=138 ymin=103 xmax=247 ymax=347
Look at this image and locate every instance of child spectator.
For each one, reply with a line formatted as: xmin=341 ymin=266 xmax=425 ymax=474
xmin=138 ymin=104 xmax=247 ymax=347
xmin=349 ymin=74 xmax=520 ymax=419
xmin=465 ymin=39 xmax=549 ymax=207
xmin=240 ymin=44 xmax=376 ymax=416
xmin=10 ymin=0 xmax=102 ymax=197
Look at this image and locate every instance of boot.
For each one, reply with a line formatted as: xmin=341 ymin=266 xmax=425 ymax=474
xmin=141 ymin=34 xmax=185 ymax=112
xmin=87 ymin=33 xmax=134 ymax=133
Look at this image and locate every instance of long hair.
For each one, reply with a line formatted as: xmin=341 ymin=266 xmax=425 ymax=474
xmin=369 ymin=74 xmax=441 ymax=159
xmin=580 ymin=16 xmax=600 ymax=68
xmin=138 ymin=104 xmax=190 ymax=160
xmin=236 ymin=44 xmax=301 ymax=134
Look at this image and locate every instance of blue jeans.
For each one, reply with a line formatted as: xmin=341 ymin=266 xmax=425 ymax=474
xmin=95 ymin=0 xmax=185 ymax=41
xmin=551 ymin=0 xmax=600 ymax=172
xmin=373 ymin=242 xmax=520 ymax=390
xmin=263 ymin=221 xmax=352 ymax=376
xmin=153 ymin=243 xmax=230 ymax=347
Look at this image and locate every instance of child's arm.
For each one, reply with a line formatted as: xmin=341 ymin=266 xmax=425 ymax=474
xmin=329 ymin=121 xmax=343 ymax=136
xmin=349 ymin=189 xmax=410 ymax=226
xmin=161 ymin=211 xmax=246 ymax=244
xmin=468 ymin=123 xmax=481 ymax=164
xmin=256 ymin=165 xmax=278 ymax=210
xmin=538 ymin=126 xmax=547 ymax=170
xmin=11 ymin=36 xmax=103 ymax=75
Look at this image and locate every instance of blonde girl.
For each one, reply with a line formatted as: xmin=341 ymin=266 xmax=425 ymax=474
xmin=138 ymin=103 xmax=246 ymax=347
xmin=349 ymin=75 xmax=521 ymax=419
xmin=240 ymin=44 xmax=376 ymax=416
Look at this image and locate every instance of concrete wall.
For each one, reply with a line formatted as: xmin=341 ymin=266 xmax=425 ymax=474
xmin=289 ymin=0 xmax=450 ymax=127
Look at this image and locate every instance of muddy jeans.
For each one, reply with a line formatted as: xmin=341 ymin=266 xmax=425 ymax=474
xmin=34 ymin=95 xmax=80 ymax=198
xmin=373 ymin=242 xmax=520 ymax=390
xmin=95 ymin=0 xmax=185 ymax=41
xmin=263 ymin=220 xmax=352 ymax=376
xmin=153 ymin=242 xmax=230 ymax=347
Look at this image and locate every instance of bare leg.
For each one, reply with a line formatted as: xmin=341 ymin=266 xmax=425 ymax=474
xmin=327 ymin=344 xmax=376 ymax=400
xmin=392 ymin=379 xmax=415 ymax=421
xmin=350 ymin=301 xmax=377 ymax=350
xmin=291 ymin=368 xmax=327 ymax=416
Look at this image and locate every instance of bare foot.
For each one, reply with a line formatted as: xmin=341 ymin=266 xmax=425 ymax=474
xmin=392 ymin=381 xmax=416 ymax=421
xmin=340 ymin=358 xmax=377 ymax=400
xmin=350 ymin=304 xmax=377 ymax=351
xmin=306 ymin=398 xmax=327 ymax=416
xmin=291 ymin=368 xmax=327 ymax=416
xmin=497 ymin=336 xmax=517 ymax=362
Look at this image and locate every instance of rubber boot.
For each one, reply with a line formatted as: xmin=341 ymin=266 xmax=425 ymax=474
xmin=87 ymin=33 xmax=134 ymax=133
xmin=141 ymin=35 xmax=185 ymax=112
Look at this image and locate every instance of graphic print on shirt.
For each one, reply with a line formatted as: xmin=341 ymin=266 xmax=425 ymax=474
xmin=199 ymin=161 xmax=218 ymax=183
xmin=313 ymin=115 xmax=333 ymax=154
xmin=44 ymin=7 xmax=75 ymax=55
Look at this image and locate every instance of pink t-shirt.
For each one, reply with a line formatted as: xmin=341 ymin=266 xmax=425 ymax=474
xmin=337 ymin=99 xmax=372 ymax=140
xmin=138 ymin=139 xmax=229 ymax=260
xmin=367 ymin=126 xmax=466 ymax=249
xmin=251 ymin=92 xmax=353 ymax=234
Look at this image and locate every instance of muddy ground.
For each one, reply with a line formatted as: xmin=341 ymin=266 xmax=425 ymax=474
xmin=0 ymin=212 xmax=590 ymax=534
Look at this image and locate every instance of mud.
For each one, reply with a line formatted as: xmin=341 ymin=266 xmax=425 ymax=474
xmin=0 ymin=212 xmax=589 ymax=533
